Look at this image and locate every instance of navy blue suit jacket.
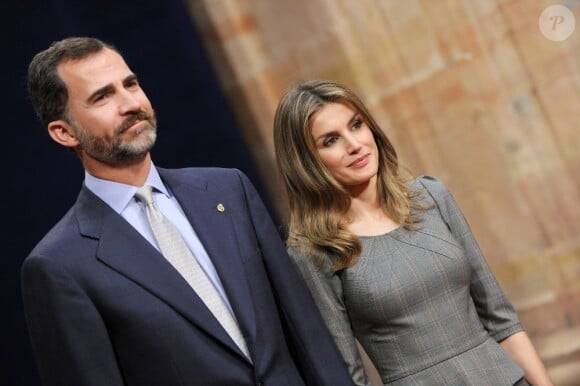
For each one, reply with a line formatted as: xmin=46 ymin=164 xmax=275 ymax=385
xmin=22 ymin=167 xmax=353 ymax=386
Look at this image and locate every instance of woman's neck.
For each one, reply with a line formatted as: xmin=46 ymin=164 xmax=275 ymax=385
xmin=345 ymin=182 xmax=400 ymax=236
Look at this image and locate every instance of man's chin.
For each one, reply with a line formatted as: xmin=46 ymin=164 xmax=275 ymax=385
xmin=80 ymin=130 xmax=156 ymax=166
xmin=117 ymin=142 xmax=155 ymax=163
xmin=94 ymin=151 xmax=150 ymax=167
xmin=121 ymin=131 xmax=156 ymax=153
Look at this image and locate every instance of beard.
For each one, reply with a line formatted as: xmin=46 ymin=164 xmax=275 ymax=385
xmin=71 ymin=110 xmax=157 ymax=165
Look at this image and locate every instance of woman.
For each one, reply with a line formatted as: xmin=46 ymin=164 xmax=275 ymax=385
xmin=272 ymin=80 xmax=552 ymax=385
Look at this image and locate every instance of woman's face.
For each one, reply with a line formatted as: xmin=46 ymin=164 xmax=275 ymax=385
xmin=310 ymin=102 xmax=379 ymax=192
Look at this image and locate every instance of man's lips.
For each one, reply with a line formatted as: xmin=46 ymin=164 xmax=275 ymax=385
xmin=348 ymin=154 xmax=370 ymax=167
xmin=124 ymin=120 xmax=145 ymax=132
xmin=117 ymin=112 xmax=152 ymax=134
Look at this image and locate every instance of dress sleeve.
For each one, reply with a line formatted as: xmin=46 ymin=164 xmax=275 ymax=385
xmin=418 ymin=175 xmax=523 ymax=342
xmin=288 ymin=246 xmax=371 ymax=386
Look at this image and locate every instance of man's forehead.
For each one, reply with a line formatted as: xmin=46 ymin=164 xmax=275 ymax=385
xmin=58 ymin=48 xmax=132 ymax=85
xmin=58 ymin=48 xmax=131 ymax=76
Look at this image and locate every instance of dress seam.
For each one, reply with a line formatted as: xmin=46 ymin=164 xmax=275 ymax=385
xmin=383 ymin=335 xmax=491 ymax=383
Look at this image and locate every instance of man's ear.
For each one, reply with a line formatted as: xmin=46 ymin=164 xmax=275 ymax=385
xmin=47 ymin=120 xmax=80 ymax=148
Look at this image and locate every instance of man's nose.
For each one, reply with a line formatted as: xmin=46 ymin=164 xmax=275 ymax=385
xmin=118 ymin=90 xmax=142 ymax=114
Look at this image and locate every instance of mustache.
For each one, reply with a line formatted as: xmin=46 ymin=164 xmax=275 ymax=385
xmin=116 ymin=111 xmax=154 ymax=134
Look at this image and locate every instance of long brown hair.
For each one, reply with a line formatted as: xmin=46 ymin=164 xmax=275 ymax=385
xmin=273 ymin=80 xmax=423 ymax=271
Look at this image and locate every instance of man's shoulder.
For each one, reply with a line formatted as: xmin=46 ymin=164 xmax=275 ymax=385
xmin=24 ymin=206 xmax=81 ymax=265
xmin=157 ymin=167 xmax=252 ymax=192
xmin=158 ymin=166 xmax=242 ymax=180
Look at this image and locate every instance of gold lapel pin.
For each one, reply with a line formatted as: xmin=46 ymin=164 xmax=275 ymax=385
xmin=216 ymin=203 xmax=225 ymax=212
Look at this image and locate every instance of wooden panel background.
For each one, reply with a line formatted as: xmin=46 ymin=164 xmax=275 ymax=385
xmin=186 ymin=0 xmax=580 ymax=383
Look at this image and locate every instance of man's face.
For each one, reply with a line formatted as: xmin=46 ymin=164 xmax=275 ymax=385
xmin=58 ymin=47 xmax=157 ymax=165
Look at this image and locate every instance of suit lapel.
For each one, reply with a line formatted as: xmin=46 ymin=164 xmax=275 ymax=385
xmin=159 ymin=169 xmax=258 ymax=348
xmin=75 ymin=186 xmax=247 ymax=359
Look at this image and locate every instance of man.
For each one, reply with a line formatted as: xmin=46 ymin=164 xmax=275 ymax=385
xmin=22 ymin=37 xmax=353 ymax=386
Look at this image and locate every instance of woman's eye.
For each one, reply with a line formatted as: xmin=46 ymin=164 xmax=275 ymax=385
xmin=352 ymin=118 xmax=363 ymax=129
xmin=324 ymin=136 xmax=338 ymax=147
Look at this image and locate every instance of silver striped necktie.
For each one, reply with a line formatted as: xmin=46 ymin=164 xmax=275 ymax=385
xmin=134 ymin=185 xmax=251 ymax=361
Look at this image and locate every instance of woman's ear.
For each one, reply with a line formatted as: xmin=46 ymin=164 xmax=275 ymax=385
xmin=47 ymin=120 xmax=80 ymax=148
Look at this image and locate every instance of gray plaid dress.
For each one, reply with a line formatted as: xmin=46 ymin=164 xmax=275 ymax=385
xmin=288 ymin=176 xmax=525 ymax=385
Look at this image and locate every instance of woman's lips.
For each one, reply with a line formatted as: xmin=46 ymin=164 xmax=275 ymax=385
xmin=349 ymin=154 xmax=370 ymax=168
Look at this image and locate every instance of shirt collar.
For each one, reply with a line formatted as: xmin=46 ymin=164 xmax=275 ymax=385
xmin=84 ymin=161 xmax=171 ymax=214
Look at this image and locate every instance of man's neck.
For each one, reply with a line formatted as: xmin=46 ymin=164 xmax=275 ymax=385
xmin=82 ymin=153 xmax=152 ymax=187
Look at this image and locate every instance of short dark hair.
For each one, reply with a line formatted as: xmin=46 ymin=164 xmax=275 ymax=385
xmin=27 ymin=37 xmax=117 ymax=127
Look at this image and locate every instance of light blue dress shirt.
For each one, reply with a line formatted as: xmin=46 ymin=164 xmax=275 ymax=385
xmin=84 ymin=162 xmax=235 ymax=314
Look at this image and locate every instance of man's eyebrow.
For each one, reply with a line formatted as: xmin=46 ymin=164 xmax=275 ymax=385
xmin=123 ymin=74 xmax=138 ymax=85
xmin=86 ymin=74 xmax=138 ymax=103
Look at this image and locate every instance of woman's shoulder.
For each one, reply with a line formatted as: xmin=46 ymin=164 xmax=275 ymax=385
xmin=409 ymin=174 xmax=447 ymax=191
xmin=286 ymin=237 xmax=309 ymax=261
xmin=286 ymin=238 xmax=336 ymax=275
xmin=408 ymin=174 xmax=453 ymax=202
xmin=406 ymin=175 xmax=459 ymax=223
xmin=287 ymin=237 xmax=321 ymax=262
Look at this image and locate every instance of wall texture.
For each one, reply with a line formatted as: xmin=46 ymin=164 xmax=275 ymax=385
xmin=187 ymin=0 xmax=580 ymax=383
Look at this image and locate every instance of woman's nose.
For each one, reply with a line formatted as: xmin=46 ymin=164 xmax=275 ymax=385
xmin=345 ymin=134 xmax=362 ymax=154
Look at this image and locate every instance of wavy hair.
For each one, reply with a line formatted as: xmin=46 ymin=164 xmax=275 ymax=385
xmin=273 ymin=80 xmax=424 ymax=271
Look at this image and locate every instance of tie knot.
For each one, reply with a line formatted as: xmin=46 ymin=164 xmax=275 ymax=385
xmin=135 ymin=185 xmax=154 ymax=205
